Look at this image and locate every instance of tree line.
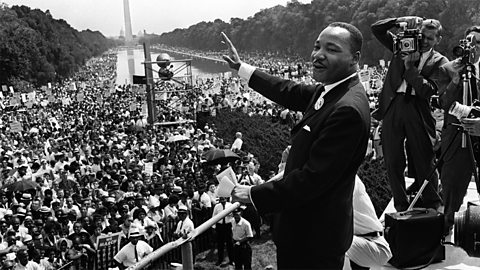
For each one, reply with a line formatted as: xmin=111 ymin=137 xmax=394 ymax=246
xmin=149 ymin=0 xmax=480 ymax=65
xmin=0 ymin=4 xmax=115 ymax=88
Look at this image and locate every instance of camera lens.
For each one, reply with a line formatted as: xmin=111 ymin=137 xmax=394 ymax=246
xmin=454 ymin=203 xmax=480 ymax=257
xmin=452 ymin=46 xmax=464 ymax=58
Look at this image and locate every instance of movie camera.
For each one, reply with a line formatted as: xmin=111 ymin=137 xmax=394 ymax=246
xmin=453 ymin=202 xmax=480 ymax=257
xmin=393 ymin=20 xmax=423 ymax=54
xmin=453 ymin=34 xmax=477 ymax=64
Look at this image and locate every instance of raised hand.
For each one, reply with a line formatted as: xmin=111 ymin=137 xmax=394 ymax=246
xmin=221 ymin=32 xmax=242 ymax=71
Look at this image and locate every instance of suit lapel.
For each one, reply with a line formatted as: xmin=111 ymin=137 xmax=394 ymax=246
xmin=291 ymin=76 xmax=360 ymax=135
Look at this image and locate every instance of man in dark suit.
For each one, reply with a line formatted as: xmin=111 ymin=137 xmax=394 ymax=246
xmin=436 ymin=26 xmax=480 ymax=235
xmin=222 ymin=22 xmax=371 ymax=269
xmin=371 ymin=17 xmax=448 ymax=212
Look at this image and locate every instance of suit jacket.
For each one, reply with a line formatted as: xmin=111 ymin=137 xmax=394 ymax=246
xmin=371 ymin=18 xmax=448 ymax=138
xmin=248 ymin=70 xmax=370 ymax=268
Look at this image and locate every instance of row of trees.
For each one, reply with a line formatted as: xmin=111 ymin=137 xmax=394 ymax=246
xmin=151 ymin=0 xmax=480 ymax=64
xmin=0 ymin=4 xmax=115 ymax=87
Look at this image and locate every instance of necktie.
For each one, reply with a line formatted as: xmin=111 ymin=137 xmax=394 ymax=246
xmin=470 ymin=64 xmax=478 ymax=103
xmin=134 ymin=245 xmax=139 ymax=262
xmin=178 ymin=221 xmax=183 ymax=234
xmin=222 ymin=203 xmax=226 ymax=224
xmin=405 ymin=59 xmax=420 ymax=98
xmin=313 ymin=85 xmax=326 ymax=111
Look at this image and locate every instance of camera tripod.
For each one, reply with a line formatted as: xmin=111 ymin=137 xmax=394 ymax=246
xmin=408 ymin=66 xmax=480 ymax=210
xmin=408 ymin=123 xmax=480 ymax=210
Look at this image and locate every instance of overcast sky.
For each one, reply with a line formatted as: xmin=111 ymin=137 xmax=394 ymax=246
xmin=1 ymin=0 xmax=311 ymax=37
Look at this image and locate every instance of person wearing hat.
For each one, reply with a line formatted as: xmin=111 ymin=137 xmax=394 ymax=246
xmin=20 ymin=193 xmax=32 ymax=209
xmin=114 ymin=228 xmax=153 ymax=269
xmin=231 ymin=207 xmax=253 ymax=270
xmin=173 ymin=205 xmax=194 ymax=239
xmin=23 ymin=234 xmax=42 ymax=264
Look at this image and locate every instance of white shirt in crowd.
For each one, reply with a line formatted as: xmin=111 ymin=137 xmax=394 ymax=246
xmin=345 ymin=176 xmax=392 ymax=268
xmin=114 ymin=240 xmax=153 ymax=267
xmin=212 ymin=202 xmax=233 ymax=226
xmin=174 ymin=217 xmax=195 ymax=236
xmin=232 ymin=217 xmax=253 ymax=241
xmin=231 ymin=138 xmax=243 ymax=151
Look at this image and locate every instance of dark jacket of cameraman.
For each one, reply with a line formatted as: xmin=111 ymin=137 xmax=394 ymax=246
xmin=371 ymin=17 xmax=448 ymax=211
xmin=371 ymin=18 xmax=447 ymax=128
xmin=436 ymin=59 xmax=480 ymax=230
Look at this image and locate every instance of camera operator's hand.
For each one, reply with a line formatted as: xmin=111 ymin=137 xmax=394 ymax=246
xmin=231 ymin=184 xmax=252 ymax=204
xmin=445 ymin=58 xmax=465 ymax=85
xmin=401 ymin=51 xmax=420 ymax=70
xmin=396 ymin=16 xmax=422 ymax=29
xmin=221 ymin=32 xmax=242 ymax=71
xmin=461 ymin=118 xmax=480 ymax=136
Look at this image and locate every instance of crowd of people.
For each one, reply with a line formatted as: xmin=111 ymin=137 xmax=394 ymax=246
xmin=4 ymin=14 xmax=471 ymax=270
xmin=0 ymin=45 xmax=277 ymax=269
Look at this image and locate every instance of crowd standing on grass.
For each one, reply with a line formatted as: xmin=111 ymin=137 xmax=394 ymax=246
xmin=0 ymin=39 xmax=396 ymax=269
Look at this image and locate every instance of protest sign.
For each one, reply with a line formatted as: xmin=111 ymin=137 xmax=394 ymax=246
xmin=144 ymin=162 xmax=153 ymax=176
xmin=129 ymin=103 xmax=137 ymax=112
xmin=77 ymin=93 xmax=84 ymax=102
xmin=95 ymin=232 xmax=121 ymax=270
xmin=10 ymin=122 xmax=23 ymax=133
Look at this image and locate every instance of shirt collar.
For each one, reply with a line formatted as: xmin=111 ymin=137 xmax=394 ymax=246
xmin=323 ymin=72 xmax=358 ymax=93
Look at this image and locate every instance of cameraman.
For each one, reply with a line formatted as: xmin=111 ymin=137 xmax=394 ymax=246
xmin=436 ymin=25 xmax=480 ymax=235
xmin=371 ymin=17 xmax=447 ymax=212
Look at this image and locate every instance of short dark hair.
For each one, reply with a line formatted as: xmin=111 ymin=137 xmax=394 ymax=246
xmin=465 ymin=25 xmax=480 ymax=36
xmin=328 ymin=22 xmax=363 ymax=54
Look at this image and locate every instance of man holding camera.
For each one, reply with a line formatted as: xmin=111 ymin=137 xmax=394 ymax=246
xmin=371 ymin=17 xmax=447 ymax=212
xmin=436 ymin=26 xmax=480 ymax=235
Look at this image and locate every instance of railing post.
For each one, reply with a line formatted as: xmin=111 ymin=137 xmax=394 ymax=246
xmin=181 ymin=242 xmax=194 ymax=270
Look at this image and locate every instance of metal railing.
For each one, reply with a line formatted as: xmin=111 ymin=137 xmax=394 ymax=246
xmin=130 ymin=202 xmax=241 ymax=270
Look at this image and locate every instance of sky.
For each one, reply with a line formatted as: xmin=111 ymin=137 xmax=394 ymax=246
xmin=1 ymin=0 xmax=311 ymax=37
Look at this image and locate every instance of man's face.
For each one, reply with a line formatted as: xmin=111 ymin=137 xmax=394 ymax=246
xmin=66 ymin=198 xmax=73 ymax=207
xmin=31 ymin=200 xmax=40 ymax=210
xmin=12 ymin=218 xmax=20 ymax=230
xmin=420 ymin=27 xmax=441 ymax=53
xmin=74 ymin=223 xmax=82 ymax=234
xmin=470 ymin=31 xmax=480 ymax=63
xmin=130 ymin=237 xmax=139 ymax=245
xmin=311 ymin=26 xmax=358 ymax=84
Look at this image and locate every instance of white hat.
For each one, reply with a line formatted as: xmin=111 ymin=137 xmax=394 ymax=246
xmin=129 ymin=228 xmax=142 ymax=238
xmin=178 ymin=205 xmax=188 ymax=213
xmin=23 ymin=234 xmax=33 ymax=242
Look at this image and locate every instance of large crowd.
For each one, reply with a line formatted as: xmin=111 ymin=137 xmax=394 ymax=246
xmin=0 ymin=43 xmax=394 ymax=269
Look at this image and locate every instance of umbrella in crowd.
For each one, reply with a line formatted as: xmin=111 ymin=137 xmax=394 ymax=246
xmin=167 ymin=134 xmax=189 ymax=143
xmin=202 ymin=149 xmax=240 ymax=165
xmin=3 ymin=179 xmax=39 ymax=193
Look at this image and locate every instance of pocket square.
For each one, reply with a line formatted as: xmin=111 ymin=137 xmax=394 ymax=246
xmin=303 ymin=125 xmax=311 ymax=132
